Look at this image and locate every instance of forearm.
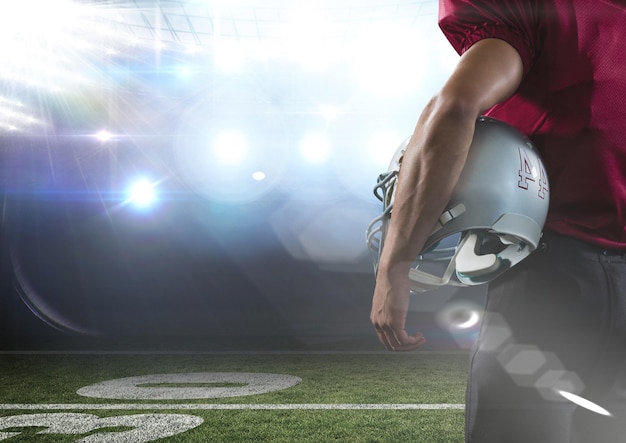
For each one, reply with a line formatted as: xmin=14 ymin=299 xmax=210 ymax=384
xmin=370 ymin=38 xmax=524 ymax=351
xmin=377 ymin=38 xmax=523 ymax=275
xmin=377 ymin=96 xmax=481 ymax=274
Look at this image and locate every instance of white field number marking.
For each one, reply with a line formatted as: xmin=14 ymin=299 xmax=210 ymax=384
xmin=0 ymin=413 xmax=203 ymax=442
xmin=0 ymin=372 xmax=300 ymax=442
xmin=0 ymin=372 xmax=462 ymax=441
xmin=76 ymin=372 xmax=302 ymax=400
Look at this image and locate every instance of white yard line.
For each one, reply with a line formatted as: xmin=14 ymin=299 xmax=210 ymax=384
xmin=0 ymin=403 xmax=464 ymax=411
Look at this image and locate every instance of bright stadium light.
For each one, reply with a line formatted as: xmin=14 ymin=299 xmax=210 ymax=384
xmin=127 ymin=178 xmax=157 ymax=208
xmin=214 ymin=41 xmax=247 ymax=71
xmin=299 ymin=133 xmax=331 ymax=165
xmin=0 ymin=97 xmax=42 ymax=132
xmin=278 ymin=5 xmax=340 ymax=70
xmin=178 ymin=66 xmax=192 ymax=77
xmin=349 ymin=25 xmax=426 ymax=97
xmin=213 ymin=131 xmax=249 ymax=166
xmin=95 ymin=130 xmax=114 ymax=142
xmin=0 ymin=1 xmax=79 ymax=38
xmin=252 ymin=171 xmax=266 ymax=181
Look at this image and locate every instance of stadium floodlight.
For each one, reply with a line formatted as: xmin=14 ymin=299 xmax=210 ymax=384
xmin=348 ymin=24 xmax=427 ymax=97
xmin=252 ymin=171 xmax=266 ymax=181
xmin=127 ymin=178 xmax=157 ymax=208
xmin=94 ymin=130 xmax=114 ymax=142
xmin=299 ymin=133 xmax=331 ymax=165
xmin=0 ymin=1 xmax=79 ymax=37
xmin=213 ymin=131 xmax=249 ymax=166
xmin=214 ymin=41 xmax=246 ymax=72
xmin=278 ymin=6 xmax=339 ymax=70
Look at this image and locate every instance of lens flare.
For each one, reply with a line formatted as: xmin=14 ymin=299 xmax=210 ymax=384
xmin=436 ymin=301 xmax=482 ymax=331
xmin=127 ymin=178 xmax=157 ymax=208
xmin=558 ymin=390 xmax=612 ymax=416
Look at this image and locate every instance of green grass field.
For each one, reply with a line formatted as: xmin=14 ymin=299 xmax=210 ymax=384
xmin=0 ymin=352 xmax=468 ymax=442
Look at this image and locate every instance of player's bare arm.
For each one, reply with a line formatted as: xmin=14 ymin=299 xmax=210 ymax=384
xmin=370 ymin=38 xmax=524 ymax=351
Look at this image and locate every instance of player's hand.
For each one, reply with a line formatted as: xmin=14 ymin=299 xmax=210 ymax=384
xmin=370 ymin=262 xmax=426 ymax=352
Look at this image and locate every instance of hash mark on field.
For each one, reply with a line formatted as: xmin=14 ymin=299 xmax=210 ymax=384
xmin=0 ymin=404 xmax=464 ymax=411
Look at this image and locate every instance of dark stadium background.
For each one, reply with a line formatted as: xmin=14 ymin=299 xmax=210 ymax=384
xmin=0 ymin=0 xmax=485 ymax=351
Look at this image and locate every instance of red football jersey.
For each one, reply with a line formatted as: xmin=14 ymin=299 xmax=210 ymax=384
xmin=439 ymin=0 xmax=626 ymax=248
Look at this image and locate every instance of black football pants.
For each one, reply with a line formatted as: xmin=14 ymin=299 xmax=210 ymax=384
xmin=466 ymin=231 xmax=626 ymax=443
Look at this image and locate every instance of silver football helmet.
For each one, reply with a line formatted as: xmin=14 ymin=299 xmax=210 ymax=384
xmin=366 ymin=116 xmax=549 ymax=292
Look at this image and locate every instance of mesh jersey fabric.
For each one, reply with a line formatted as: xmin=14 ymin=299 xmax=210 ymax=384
xmin=439 ymin=0 xmax=626 ymax=249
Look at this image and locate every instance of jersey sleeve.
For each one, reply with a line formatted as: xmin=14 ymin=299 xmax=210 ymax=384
xmin=438 ymin=0 xmax=541 ymax=77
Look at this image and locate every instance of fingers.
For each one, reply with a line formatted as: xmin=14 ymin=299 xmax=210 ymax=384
xmin=374 ymin=325 xmax=426 ymax=352
xmin=370 ymin=269 xmax=425 ymax=351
